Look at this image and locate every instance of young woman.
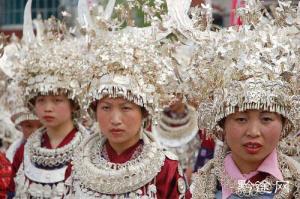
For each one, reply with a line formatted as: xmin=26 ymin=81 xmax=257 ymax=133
xmin=64 ymin=16 xmax=187 ymax=197
xmin=190 ymin=80 xmax=300 ymax=198
xmin=186 ymin=8 xmax=300 ymax=199
xmin=9 ymin=91 xmax=86 ymax=198
xmin=165 ymin=1 xmax=300 ymax=198
xmin=7 ymin=1 xmax=88 ymax=198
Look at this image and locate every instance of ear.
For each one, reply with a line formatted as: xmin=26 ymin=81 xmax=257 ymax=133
xmin=141 ymin=107 xmax=149 ymax=118
xmin=280 ymin=116 xmax=288 ymax=137
xmin=217 ymin=129 xmax=226 ymax=142
xmin=32 ymin=105 xmax=37 ymax=116
xmin=282 ymin=117 xmax=288 ymax=129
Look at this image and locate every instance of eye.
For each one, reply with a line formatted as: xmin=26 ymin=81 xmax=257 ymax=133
xmin=55 ymin=98 xmax=63 ymax=102
xmin=122 ymin=106 xmax=132 ymax=111
xmin=36 ymin=97 xmax=45 ymax=103
xmin=100 ymin=106 xmax=110 ymax=111
xmin=235 ymin=117 xmax=247 ymax=123
xmin=261 ymin=116 xmax=273 ymax=122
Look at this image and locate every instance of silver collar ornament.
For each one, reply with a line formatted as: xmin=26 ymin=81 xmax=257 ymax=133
xmin=66 ymin=132 xmax=166 ymax=198
xmin=14 ymin=123 xmax=87 ymax=199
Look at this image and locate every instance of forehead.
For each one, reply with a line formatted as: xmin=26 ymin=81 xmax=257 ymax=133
xmin=99 ymin=97 xmax=134 ymax=105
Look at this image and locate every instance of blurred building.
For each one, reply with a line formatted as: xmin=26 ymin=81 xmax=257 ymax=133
xmin=0 ymin=0 xmax=78 ymax=37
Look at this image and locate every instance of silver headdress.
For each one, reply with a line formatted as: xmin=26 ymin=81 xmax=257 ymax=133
xmin=78 ymin=0 xmax=178 ymax=118
xmin=16 ymin=0 xmax=89 ymax=110
xmin=168 ymin=0 xmax=300 ymax=140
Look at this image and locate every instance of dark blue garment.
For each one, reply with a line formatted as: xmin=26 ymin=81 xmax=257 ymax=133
xmin=194 ymin=147 xmax=214 ymax=171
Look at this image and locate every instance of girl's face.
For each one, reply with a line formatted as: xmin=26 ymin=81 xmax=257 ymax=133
xmin=224 ymin=109 xmax=283 ymax=172
xmin=19 ymin=120 xmax=42 ymax=139
xmin=34 ymin=95 xmax=73 ymax=129
xmin=96 ymin=97 xmax=143 ymax=148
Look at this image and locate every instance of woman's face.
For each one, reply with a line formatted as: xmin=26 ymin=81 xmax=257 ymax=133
xmin=34 ymin=95 xmax=73 ymax=129
xmin=224 ymin=109 xmax=283 ymax=172
xmin=96 ymin=97 xmax=143 ymax=148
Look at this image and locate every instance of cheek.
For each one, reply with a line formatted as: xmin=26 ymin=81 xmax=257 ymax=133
xmin=224 ymin=124 xmax=244 ymax=145
xmin=55 ymin=103 xmax=73 ymax=118
xmin=263 ymin=124 xmax=282 ymax=145
xmin=34 ymin=105 xmax=43 ymax=116
xmin=225 ymin=124 xmax=243 ymax=141
xmin=124 ymin=112 xmax=143 ymax=130
xmin=96 ymin=110 xmax=110 ymax=131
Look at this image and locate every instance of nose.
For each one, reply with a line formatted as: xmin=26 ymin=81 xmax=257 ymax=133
xmin=44 ymin=101 xmax=54 ymax=112
xmin=246 ymin=119 xmax=261 ymax=138
xmin=110 ymin=109 xmax=122 ymax=126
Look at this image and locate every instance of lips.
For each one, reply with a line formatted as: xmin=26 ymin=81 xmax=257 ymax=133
xmin=109 ymin=129 xmax=124 ymax=136
xmin=43 ymin=116 xmax=55 ymax=121
xmin=243 ymin=142 xmax=262 ymax=154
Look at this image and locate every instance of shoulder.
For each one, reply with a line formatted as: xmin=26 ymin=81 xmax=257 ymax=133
xmin=156 ymin=148 xmax=180 ymax=173
xmin=190 ymin=158 xmax=218 ymax=198
xmin=11 ymin=142 xmax=26 ymax=173
xmin=152 ymin=147 xmax=181 ymax=178
xmin=13 ymin=142 xmax=25 ymax=161
xmin=282 ymin=154 xmax=300 ymax=174
xmin=192 ymin=158 xmax=215 ymax=184
xmin=6 ymin=138 xmax=24 ymax=162
xmin=195 ymin=157 xmax=216 ymax=174
xmin=0 ymin=152 xmax=10 ymax=166
xmin=162 ymin=149 xmax=179 ymax=161
xmin=76 ymin=122 xmax=92 ymax=137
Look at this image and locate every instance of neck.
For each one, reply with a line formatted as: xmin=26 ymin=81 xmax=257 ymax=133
xmin=108 ymin=134 xmax=140 ymax=155
xmin=46 ymin=120 xmax=74 ymax=148
xmin=231 ymin=154 xmax=263 ymax=174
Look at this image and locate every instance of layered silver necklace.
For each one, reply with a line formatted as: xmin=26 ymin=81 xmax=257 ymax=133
xmin=28 ymin=127 xmax=83 ymax=167
xmin=14 ymin=125 xmax=86 ymax=198
xmin=68 ymin=132 xmax=167 ymax=198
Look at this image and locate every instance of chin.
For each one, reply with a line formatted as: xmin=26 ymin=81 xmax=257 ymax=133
xmin=108 ymin=137 xmax=126 ymax=144
xmin=244 ymin=154 xmax=266 ymax=163
xmin=44 ymin=123 xmax=58 ymax=128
